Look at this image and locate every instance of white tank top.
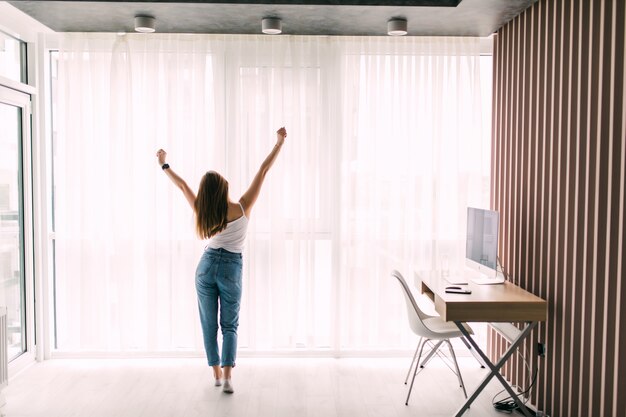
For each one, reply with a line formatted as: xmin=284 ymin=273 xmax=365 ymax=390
xmin=206 ymin=202 xmax=249 ymax=253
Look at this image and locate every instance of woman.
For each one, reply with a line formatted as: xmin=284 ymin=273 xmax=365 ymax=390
xmin=156 ymin=127 xmax=287 ymax=394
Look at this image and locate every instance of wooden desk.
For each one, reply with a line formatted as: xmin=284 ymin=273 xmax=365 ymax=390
xmin=420 ymin=275 xmax=547 ymax=322
xmin=418 ymin=271 xmax=547 ymax=417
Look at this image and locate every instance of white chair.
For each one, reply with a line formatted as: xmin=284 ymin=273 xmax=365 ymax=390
xmin=392 ymin=269 xmax=473 ymax=405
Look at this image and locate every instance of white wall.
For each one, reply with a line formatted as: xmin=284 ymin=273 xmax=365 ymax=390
xmin=0 ymin=2 xmax=53 ymax=42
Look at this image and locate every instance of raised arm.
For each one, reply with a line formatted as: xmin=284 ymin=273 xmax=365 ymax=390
xmin=156 ymin=149 xmax=196 ymax=210
xmin=239 ymin=127 xmax=287 ymax=217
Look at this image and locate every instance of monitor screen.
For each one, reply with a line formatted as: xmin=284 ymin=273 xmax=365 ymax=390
xmin=466 ymin=207 xmax=499 ymax=273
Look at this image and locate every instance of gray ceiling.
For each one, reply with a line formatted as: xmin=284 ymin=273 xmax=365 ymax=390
xmin=8 ymin=0 xmax=535 ymax=36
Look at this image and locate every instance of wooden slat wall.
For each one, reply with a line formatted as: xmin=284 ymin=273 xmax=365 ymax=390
xmin=491 ymin=0 xmax=625 ymax=416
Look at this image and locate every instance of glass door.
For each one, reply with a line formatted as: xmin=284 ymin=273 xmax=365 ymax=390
xmin=0 ymin=86 xmax=30 ymax=361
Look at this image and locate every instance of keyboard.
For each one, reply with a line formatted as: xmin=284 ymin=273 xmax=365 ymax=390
xmin=470 ymin=276 xmax=505 ymax=285
xmin=444 ymin=276 xmax=469 ymax=285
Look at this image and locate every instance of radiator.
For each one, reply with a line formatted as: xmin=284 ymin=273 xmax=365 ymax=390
xmin=0 ymin=306 xmax=6 ymax=415
xmin=0 ymin=306 xmax=5 ymax=385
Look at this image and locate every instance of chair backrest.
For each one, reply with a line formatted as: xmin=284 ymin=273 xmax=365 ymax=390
xmin=391 ymin=269 xmax=438 ymax=339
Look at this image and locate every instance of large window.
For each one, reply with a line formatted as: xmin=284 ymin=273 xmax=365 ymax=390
xmin=0 ymin=31 xmax=26 ymax=83
xmin=49 ymin=34 xmax=492 ymax=354
xmin=0 ymin=87 xmax=28 ymax=361
xmin=233 ymin=63 xmax=334 ymax=349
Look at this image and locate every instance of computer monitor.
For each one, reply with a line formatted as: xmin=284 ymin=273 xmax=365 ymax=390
xmin=465 ymin=207 xmax=503 ymax=283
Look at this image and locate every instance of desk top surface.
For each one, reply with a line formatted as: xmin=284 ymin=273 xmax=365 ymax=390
xmin=418 ymin=270 xmax=548 ymax=323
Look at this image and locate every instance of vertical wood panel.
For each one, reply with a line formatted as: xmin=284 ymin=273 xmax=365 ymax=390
xmin=566 ymin=2 xmax=582 ymax=415
xmin=534 ymin=0 xmax=546 ymax=407
xmin=615 ymin=1 xmax=626 ymax=412
xmin=513 ymin=13 xmax=522 ymax=386
xmin=537 ymin=1 xmax=552 ymax=404
xmin=529 ymin=5 xmax=541 ymax=403
xmin=599 ymin=2 xmax=617 ymax=415
xmin=491 ymin=0 xmax=625 ymax=415
xmin=562 ymin=1 xmax=577 ymax=415
xmin=589 ymin=14 xmax=604 ymax=405
xmin=554 ymin=0 xmax=568 ymax=413
xmin=575 ymin=1 xmax=591 ymax=414
xmin=515 ymin=9 xmax=526 ymax=392
xmin=612 ymin=2 xmax=626 ymax=416
xmin=545 ymin=0 xmax=559 ymax=411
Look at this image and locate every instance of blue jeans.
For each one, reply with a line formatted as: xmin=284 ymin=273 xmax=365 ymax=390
xmin=195 ymin=247 xmax=243 ymax=367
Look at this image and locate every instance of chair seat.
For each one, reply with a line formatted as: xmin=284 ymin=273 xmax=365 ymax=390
xmin=422 ymin=317 xmax=474 ymax=339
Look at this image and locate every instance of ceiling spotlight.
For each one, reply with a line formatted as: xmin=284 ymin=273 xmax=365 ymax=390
xmin=262 ymin=17 xmax=282 ymax=35
xmin=387 ymin=18 xmax=408 ymax=36
xmin=135 ymin=15 xmax=156 ymax=33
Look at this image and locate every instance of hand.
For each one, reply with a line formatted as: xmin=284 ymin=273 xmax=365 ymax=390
xmin=276 ymin=127 xmax=287 ymax=146
xmin=156 ymin=149 xmax=167 ymax=165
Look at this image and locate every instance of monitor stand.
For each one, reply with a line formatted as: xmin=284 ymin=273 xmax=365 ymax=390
xmin=471 ymin=271 xmax=505 ymax=285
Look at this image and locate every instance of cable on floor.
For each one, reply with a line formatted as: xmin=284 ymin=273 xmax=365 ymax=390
xmin=491 ymin=337 xmax=539 ymax=415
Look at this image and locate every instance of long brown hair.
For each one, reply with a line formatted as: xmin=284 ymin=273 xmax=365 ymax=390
xmin=195 ymin=171 xmax=229 ymax=239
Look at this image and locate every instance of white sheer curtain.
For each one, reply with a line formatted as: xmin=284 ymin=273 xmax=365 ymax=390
xmin=55 ymin=35 xmax=221 ymax=351
xmin=53 ymin=34 xmax=489 ymax=353
xmin=336 ymin=37 xmax=490 ymax=349
xmin=217 ymin=37 xmax=335 ymax=350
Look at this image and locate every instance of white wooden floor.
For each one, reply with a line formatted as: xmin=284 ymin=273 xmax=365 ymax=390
xmin=4 ymin=357 xmax=514 ymax=417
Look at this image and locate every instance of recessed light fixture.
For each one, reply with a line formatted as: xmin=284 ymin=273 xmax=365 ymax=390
xmin=135 ymin=15 xmax=156 ymax=33
xmin=262 ymin=17 xmax=282 ymax=35
xmin=387 ymin=18 xmax=408 ymax=36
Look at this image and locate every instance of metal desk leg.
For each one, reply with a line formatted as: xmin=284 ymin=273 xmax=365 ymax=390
xmin=453 ymin=321 xmax=537 ymax=417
